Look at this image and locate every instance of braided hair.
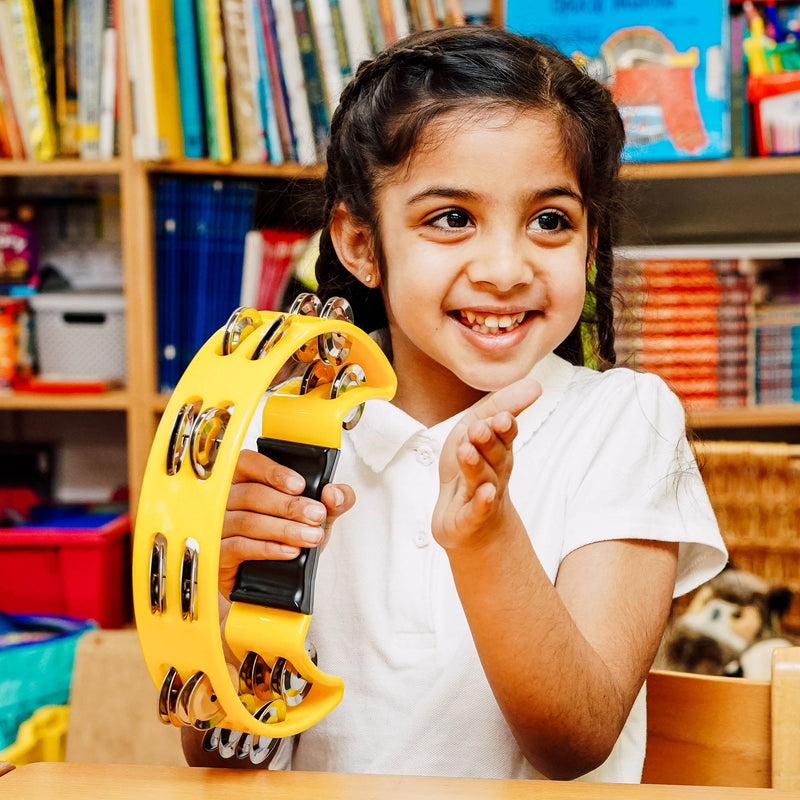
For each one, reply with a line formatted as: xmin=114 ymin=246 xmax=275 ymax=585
xmin=315 ymin=26 xmax=625 ymax=367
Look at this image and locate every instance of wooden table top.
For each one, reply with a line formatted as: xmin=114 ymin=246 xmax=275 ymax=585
xmin=2 ymin=763 xmax=798 ymax=799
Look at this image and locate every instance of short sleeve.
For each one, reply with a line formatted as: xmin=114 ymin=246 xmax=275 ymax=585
xmin=562 ymin=370 xmax=727 ymax=598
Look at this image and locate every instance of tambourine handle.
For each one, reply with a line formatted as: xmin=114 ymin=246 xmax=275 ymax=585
xmin=230 ymin=438 xmax=340 ymax=614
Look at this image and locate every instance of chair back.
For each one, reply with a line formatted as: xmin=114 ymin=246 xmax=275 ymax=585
xmin=642 ymin=646 xmax=800 ymax=789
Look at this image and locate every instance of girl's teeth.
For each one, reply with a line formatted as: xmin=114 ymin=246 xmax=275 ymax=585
xmin=458 ymin=311 xmax=525 ymax=333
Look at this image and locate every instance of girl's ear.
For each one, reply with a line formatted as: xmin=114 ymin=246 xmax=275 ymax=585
xmin=330 ymin=203 xmax=381 ymax=287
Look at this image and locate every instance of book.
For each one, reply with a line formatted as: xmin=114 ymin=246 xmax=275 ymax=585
xmin=148 ymin=0 xmax=183 ymax=160
xmin=173 ymin=0 xmax=206 ymax=158
xmin=6 ymin=0 xmax=58 ymax=159
xmin=77 ymin=0 xmax=104 ymax=159
xmin=243 ymin=0 xmax=278 ymax=162
xmin=256 ymin=0 xmax=295 ymax=162
xmin=221 ymin=0 xmax=267 ymax=162
xmin=271 ymin=0 xmax=317 ymax=164
xmin=506 ymin=0 xmax=731 ymax=163
xmin=308 ymin=0 xmax=346 ymax=113
xmin=195 ymin=0 xmax=233 ymax=162
xmin=338 ymin=0 xmax=372 ymax=71
xmin=240 ymin=227 xmax=311 ymax=310
xmin=54 ymin=0 xmax=80 ymax=156
xmin=0 ymin=44 xmax=26 ymax=157
xmin=98 ymin=0 xmax=118 ymax=159
xmin=291 ymin=0 xmax=330 ymax=160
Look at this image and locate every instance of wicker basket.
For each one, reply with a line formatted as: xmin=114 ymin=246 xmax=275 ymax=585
xmin=694 ymin=440 xmax=800 ymax=634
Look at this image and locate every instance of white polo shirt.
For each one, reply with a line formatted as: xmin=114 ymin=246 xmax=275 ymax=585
xmin=246 ymin=353 xmax=727 ymax=780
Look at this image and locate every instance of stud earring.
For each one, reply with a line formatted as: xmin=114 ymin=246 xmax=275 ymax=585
xmin=365 ymin=274 xmax=372 ymax=284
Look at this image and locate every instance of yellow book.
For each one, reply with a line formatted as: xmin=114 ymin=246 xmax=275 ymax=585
xmin=8 ymin=0 xmax=57 ymax=159
xmin=54 ymin=0 xmax=80 ymax=156
xmin=202 ymin=0 xmax=232 ymax=163
xmin=147 ymin=0 xmax=183 ymax=160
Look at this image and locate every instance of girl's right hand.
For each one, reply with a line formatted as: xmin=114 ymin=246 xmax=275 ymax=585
xmin=218 ymin=448 xmax=355 ymax=599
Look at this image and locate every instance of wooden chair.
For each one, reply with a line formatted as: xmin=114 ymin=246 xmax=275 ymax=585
xmin=643 ymin=645 xmax=800 ymax=789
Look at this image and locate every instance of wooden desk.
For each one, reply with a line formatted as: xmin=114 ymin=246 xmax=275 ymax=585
xmin=2 ymin=763 xmax=799 ymax=799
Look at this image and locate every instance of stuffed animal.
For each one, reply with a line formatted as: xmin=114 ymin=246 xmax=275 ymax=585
xmin=655 ymin=567 xmax=794 ymax=679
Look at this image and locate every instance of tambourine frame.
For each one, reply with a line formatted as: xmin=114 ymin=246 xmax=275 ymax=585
xmin=133 ymin=306 xmax=396 ymax=739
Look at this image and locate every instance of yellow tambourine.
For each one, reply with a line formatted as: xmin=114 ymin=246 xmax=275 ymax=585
xmin=133 ymin=294 xmax=396 ymax=763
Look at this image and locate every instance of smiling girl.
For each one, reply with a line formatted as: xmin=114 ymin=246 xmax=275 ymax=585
xmin=183 ymin=26 xmax=726 ymax=782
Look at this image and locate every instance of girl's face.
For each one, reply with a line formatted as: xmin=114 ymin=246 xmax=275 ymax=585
xmin=364 ymin=107 xmax=590 ymax=424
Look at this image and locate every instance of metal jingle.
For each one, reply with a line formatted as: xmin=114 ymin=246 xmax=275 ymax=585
xmin=330 ymin=363 xmax=367 ymax=431
xmin=238 ymin=651 xmax=259 ymax=696
xmin=179 ymin=538 xmax=199 ymax=621
xmin=318 ymin=297 xmax=354 ymax=366
xmin=176 ymin=671 xmax=226 ymax=731
xmin=166 ymin=402 xmax=197 ymax=475
xmin=299 ymin=360 xmax=335 ymax=395
xmin=237 ymin=701 xmax=286 ymax=765
xmin=217 ymin=726 xmax=244 ymax=759
xmin=251 ymin=315 xmax=290 ymax=360
xmin=269 ymin=657 xmax=313 ymax=707
xmin=288 ymin=292 xmax=322 ymax=317
xmin=250 ymin=653 xmax=273 ymax=703
xmin=289 ymin=292 xmax=322 ymax=363
xmin=189 ymin=406 xmax=231 ymax=480
xmin=157 ymin=667 xmax=184 ymax=726
xmin=221 ymin=307 xmax=260 ymax=355
xmin=148 ymin=532 xmax=167 ymax=615
xmin=202 ymin=727 xmax=221 ymax=753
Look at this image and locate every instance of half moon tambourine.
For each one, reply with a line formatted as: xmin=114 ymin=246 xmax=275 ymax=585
xmin=133 ymin=294 xmax=396 ymax=763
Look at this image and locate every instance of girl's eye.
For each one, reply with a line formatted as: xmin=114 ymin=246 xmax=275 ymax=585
xmin=428 ymin=209 xmax=472 ymax=230
xmin=531 ymin=211 xmax=571 ymax=233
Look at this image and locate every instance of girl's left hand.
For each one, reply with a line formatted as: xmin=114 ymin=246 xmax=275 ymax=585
xmin=432 ymin=377 xmax=541 ymax=551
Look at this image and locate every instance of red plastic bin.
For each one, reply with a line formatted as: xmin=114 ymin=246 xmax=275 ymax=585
xmin=0 ymin=512 xmax=131 ymax=628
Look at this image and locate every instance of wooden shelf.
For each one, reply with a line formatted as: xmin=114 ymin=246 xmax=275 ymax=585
xmin=0 ymin=159 xmax=123 ymax=177
xmin=621 ymin=156 xmax=800 ymax=181
xmin=144 ymin=159 xmax=326 ymax=180
xmin=689 ymin=405 xmax=800 ymax=429
xmin=0 ymin=389 xmax=130 ymax=411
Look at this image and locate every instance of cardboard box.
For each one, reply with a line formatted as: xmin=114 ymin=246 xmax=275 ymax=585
xmin=506 ymin=0 xmax=731 ymax=163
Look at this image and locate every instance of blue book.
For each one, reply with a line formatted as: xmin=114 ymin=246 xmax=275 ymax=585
xmin=173 ymin=0 xmax=206 ymax=158
xmin=155 ymin=179 xmax=182 ymax=391
xmin=506 ymin=0 xmax=731 ymax=163
xmin=251 ymin=0 xmax=284 ymax=164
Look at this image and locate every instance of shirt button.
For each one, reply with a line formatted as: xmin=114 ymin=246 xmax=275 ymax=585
xmin=413 ymin=531 xmax=429 ymax=548
xmin=415 ymin=445 xmax=434 ymax=466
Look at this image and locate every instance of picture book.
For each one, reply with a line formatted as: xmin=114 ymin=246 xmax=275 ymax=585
xmin=506 ymin=0 xmax=731 ymax=162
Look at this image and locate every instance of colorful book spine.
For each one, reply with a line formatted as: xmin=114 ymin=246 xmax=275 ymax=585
xmin=291 ymin=0 xmax=329 ymax=160
xmin=54 ymin=0 xmax=80 ymax=156
xmin=247 ymin=0 xmax=283 ymax=163
xmin=339 ymin=0 xmax=373 ymax=69
xmin=77 ymin=0 xmax=104 ymax=159
xmin=98 ymin=0 xmax=118 ymax=159
xmin=173 ymin=0 xmax=206 ymax=158
xmin=7 ymin=0 xmax=57 ymax=159
xmin=308 ymin=0 xmax=346 ymax=113
xmin=148 ymin=0 xmax=184 ymax=160
xmin=0 ymin=43 xmax=25 ymax=157
xmin=271 ymin=0 xmax=316 ymax=164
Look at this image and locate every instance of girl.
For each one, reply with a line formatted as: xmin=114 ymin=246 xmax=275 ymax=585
xmin=183 ymin=26 xmax=726 ymax=781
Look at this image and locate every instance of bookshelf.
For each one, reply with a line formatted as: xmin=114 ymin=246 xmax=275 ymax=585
xmin=3 ymin=3 xmax=800 ymax=508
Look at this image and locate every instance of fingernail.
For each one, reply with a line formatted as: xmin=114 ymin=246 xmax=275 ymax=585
xmin=333 ymin=487 xmax=344 ymax=507
xmin=306 ymin=504 xmax=326 ymax=523
xmin=286 ymin=475 xmax=305 ymax=493
xmin=302 ymin=526 xmax=324 ymax=546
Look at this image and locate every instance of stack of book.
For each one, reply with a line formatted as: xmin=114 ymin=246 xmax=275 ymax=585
xmin=614 ymin=257 xmax=753 ymax=409
xmin=0 ymin=0 xmax=118 ymax=160
xmin=128 ymin=0 xmax=467 ymax=165
xmin=753 ymin=260 xmax=800 ymax=404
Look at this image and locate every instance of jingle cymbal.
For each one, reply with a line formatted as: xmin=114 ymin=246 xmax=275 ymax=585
xmin=319 ymin=297 xmax=354 ymax=366
xmin=289 ymin=292 xmax=322 ymax=362
xmin=251 ymin=314 xmax=290 ymax=360
xmin=236 ymin=700 xmax=286 ymax=764
xmin=175 ymin=671 xmax=226 ymax=730
xmin=148 ymin=533 xmax=167 ymax=614
xmin=179 ymin=538 xmax=199 ymax=621
xmin=166 ymin=401 xmax=199 ymax=475
xmin=331 ymin=363 xmax=367 ymax=430
xmin=189 ymin=406 xmax=231 ymax=479
xmin=157 ymin=667 xmax=184 ymax=726
xmin=222 ymin=307 xmax=260 ymax=355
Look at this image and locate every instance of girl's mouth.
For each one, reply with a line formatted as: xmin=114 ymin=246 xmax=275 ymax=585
xmin=452 ymin=310 xmax=528 ymax=335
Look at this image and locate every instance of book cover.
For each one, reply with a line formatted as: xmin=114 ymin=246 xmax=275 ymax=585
xmin=7 ymin=0 xmax=58 ymax=159
xmin=76 ymin=0 xmax=104 ymax=159
xmin=54 ymin=0 xmax=80 ymax=156
xmin=328 ymin=0 xmax=355 ymax=85
xmin=0 ymin=1 xmax=34 ymax=157
xmin=271 ymin=0 xmax=317 ymax=164
xmin=173 ymin=0 xmax=206 ymax=158
xmin=243 ymin=0 xmax=277 ymax=162
xmin=308 ymin=0 xmax=346 ymax=113
xmin=221 ymin=0 xmax=267 ymax=162
xmin=148 ymin=0 xmax=184 ymax=160
xmin=506 ymin=0 xmax=731 ymax=163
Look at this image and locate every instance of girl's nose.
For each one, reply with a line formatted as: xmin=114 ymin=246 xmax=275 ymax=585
xmin=466 ymin=235 xmax=533 ymax=293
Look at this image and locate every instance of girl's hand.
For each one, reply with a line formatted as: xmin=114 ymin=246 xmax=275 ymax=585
xmin=432 ymin=378 xmax=541 ymax=551
xmin=218 ymin=448 xmax=355 ymax=599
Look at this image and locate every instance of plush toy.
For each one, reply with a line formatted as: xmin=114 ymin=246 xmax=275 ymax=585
xmin=656 ymin=567 xmax=795 ymax=679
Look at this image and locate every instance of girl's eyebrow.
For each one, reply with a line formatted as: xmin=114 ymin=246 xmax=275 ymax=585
xmin=406 ymin=185 xmax=585 ymax=208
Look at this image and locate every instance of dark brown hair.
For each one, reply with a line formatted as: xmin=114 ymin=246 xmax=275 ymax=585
xmin=315 ymin=26 xmax=625 ymax=366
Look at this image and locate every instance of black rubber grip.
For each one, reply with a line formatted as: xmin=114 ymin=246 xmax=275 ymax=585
xmin=229 ymin=437 xmax=340 ymax=615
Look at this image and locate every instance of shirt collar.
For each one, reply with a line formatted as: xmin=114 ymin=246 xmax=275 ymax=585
xmin=348 ymin=353 xmax=578 ymax=473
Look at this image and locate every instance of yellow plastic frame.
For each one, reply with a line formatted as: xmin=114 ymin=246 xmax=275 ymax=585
xmin=133 ymin=309 xmax=396 ymax=738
